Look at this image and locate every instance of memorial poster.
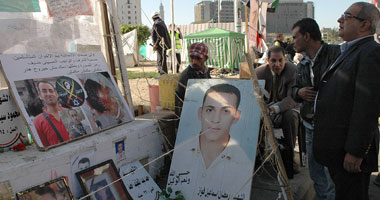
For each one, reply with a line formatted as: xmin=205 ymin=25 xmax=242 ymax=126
xmin=0 ymin=52 xmax=134 ymax=150
xmin=0 ymin=89 xmax=29 ymax=152
xmin=167 ymin=79 xmax=261 ymax=200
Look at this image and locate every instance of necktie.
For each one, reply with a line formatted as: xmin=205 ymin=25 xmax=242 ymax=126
xmin=272 ymin=74 xmax=279 ymax=102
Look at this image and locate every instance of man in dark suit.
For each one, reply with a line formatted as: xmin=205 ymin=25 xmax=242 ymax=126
xmin=313 ymin=2 xmax=380 ymax=200
xmin=255 ymin=45 xmax=298 ymax=179
xmin=151 ymin=11 xmax=171 ymax=75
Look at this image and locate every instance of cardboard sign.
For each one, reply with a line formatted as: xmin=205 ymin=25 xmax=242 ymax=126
xmin=120 ymin=161 xmax=162 ymax=199
xmin=0 ymin=89 xmax=28 ymax=151
xmin=0 ymin=52 xmax=134 ymax=150
xmin=168 ymin=79 xmax=261 ymax=200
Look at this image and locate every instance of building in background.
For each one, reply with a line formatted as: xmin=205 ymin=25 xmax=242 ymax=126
xmin=266 ymin=0 xmax=314 ymax=34
xmin=194 ymin=0 xmax=245 ymax=24
xmin=159 ymin=1 xmax=165 ymax=22
xmin=117 ymin=0 xmax=142 ymax=25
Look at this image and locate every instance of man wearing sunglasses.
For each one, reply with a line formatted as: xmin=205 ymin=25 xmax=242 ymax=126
xmin=175 ymin=42 xmax=211 ymax=123
xmin=313 ymin=2 xmax=380 ymax=200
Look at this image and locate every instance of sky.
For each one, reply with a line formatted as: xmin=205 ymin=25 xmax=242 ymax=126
xmin=141 ymin=0 xmax=362 ymax=29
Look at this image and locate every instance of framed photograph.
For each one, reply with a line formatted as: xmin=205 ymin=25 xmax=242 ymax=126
xmin=114 ymin=138 xmax=126 ymax=164
xmin=16 ymin=177 xmax=73 ymax=200
xmin=0 ymin=52 xmax=134 ymax=150
xmin=76 ymin=159 xmax=132 ymax=200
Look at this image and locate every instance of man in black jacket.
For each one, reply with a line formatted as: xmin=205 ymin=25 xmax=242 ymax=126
xmin=175 ymin=42 xmax=211 ymax=123
xmin=151 ymin=12 xmax=171 ymax=75
xmin=314 ymin=3 xmax=380 ymax=199
xmin=291 ymin=18 xmax=340 ymax=200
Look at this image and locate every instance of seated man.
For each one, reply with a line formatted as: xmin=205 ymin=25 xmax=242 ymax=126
xmin=255 ymin=45 xmax=299 ymax=179
xmin=175 ymin=42 xmax=211 ymax=122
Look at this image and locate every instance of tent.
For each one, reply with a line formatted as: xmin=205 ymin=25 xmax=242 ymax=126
xmin=184 ymin=27 xmax=246 ymax=70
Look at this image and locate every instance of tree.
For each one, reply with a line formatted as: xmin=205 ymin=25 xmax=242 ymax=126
xmin=120 ymin=24 xmax=151 ymax=46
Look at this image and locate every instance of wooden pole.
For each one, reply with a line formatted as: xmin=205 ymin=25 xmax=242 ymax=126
xmin=245 ymin=52 xmax=294 ymax=200
xmin=99 ymin=1 xmax=117 ymax=81
xmin=109 ymin=0 xmax=134 ymax=115
xmin=245 ymin=5 xmax=249 ymax=53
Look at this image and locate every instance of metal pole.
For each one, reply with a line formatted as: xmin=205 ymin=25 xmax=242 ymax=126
xmin=234 ymin=0 xmax=241 ymax=32
xmin=218 ymin=0 xmax=221 ymax=23
xmin=171 ymin=0 xmax=176 ymax=73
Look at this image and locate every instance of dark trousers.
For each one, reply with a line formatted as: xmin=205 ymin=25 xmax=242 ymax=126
xmin=172 ymin=53 xmax=181 ymax=73
xmin=157 ymin=48 xmax=168 ymax=75
xmin=278 ymin=110 xmax=299 ymax=179
xmin=328 ymin=166 xmax=371 ymax=200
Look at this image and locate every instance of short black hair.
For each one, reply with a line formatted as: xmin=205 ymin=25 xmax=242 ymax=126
xmin=292 ymin=18 xmax=322 ymax=41
xmin=267 ymin=45 xmax=285 ymax=59
xmin=84 ymin=79 xmax=107 ymax=113
xmin=202 ymin=84 xmax=241 ymax=109
xmin=78 ymin=157 xmax=90 ymax=166
xmin=35 ymin=186 xmax=57 ymax=200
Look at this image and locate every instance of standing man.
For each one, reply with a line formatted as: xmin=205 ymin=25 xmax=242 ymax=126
xmin=169 ymin=24 xmax=183 ymax=73
xmin=151 ymin=11 xmax=171 ymax=75
xmin=291 ymin=18 xmax=340 ymax=200
xmin=273 ymin=33 xmax=288 ymax=49
xmin=255 ymin=46 xmax=299 ymax=179
xmin=33 ymin=81 xmax=70 ymax=147
xmin=175 ymin=42 xmax=211 ymax=120
xmin=313 ymin=2 xmax=380 ymax=199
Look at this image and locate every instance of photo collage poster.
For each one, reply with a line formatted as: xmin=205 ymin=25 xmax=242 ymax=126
xmin=0 ymin=52 xmax=134 ymax=150
xmin=0 ymin=89 xmax=29 ymax=151
xmin=168 ymin=79 xmax=261 ymax=200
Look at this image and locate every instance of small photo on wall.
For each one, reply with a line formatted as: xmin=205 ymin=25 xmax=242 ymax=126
xmin=16 ymin=177 xmax=73 ymax=200
xmin=114 ymin=139 xmax=126 ymax=163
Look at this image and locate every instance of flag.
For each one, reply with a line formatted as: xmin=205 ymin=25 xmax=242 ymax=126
xmin=249 ymin=0 xmax=259 ymax=51
xmin=267 ymin=0 xmax=279 ymax=12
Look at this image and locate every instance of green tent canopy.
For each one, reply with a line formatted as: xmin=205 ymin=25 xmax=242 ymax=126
xmin=184 ymin=27 xmax=246 ymax=70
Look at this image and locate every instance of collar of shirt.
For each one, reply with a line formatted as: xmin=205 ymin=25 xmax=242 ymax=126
xmin=190 ymin=64 xmax=208 ymax=74
xmin=340 ymin=35 xmax=373 ymax=53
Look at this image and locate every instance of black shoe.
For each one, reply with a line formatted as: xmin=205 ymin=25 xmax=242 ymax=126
xmin=374 ymin=174 xmax=380 ymax=186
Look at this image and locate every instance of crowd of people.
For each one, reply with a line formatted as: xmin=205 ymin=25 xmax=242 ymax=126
xmin=171 ymin=2 xmax=380 ymax=200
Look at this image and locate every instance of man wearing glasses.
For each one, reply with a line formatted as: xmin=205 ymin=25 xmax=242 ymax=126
xmin=313 ymin=2 xmax=380 ymax=199
xmin=175 ymin=42 xmax=211 ymax=121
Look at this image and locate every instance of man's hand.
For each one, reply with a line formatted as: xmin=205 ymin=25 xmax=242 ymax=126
xmin=298 ymin=87 xmax=317 ymax=102
xmin=343 ymin=153 xmax=363 ymax=173
xmin=153 ymin=45 xmax=158 ymax=51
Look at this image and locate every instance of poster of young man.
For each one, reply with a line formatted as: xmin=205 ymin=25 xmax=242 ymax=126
xmin=0 ymin=52 xmax=134 ymax=150
xmin=167 ymin=79 xmax=261 ymax=200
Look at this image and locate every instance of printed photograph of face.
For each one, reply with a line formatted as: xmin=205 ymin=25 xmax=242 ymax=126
xmin=168 ymin=79 xmax=261 ymax=200
xmin=198 ymin=84 xmax=241 ymax=144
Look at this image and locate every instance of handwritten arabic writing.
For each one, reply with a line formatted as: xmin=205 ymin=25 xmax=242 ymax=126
xmin=0 ymin=90 xmax=28 ymax=149
xmin=168 ymin=170 xmax=246 ymax=200
xmin=167 ymin=170 xmax=191 ymax=186
xmin=16 ymin=53 xmax=102 ymax=76
xmin=197 ymin=187 xmax=245 ymax=200
xmin=119 ymin=161 xmax=162 ymax=200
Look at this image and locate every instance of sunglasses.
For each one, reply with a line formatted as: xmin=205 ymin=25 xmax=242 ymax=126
xmin=341 ymin=13 xmax=366 ymax=21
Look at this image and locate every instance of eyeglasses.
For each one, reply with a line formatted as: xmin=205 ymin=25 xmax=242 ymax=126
xmin=341 ymin=13 xmax=366 ymax=21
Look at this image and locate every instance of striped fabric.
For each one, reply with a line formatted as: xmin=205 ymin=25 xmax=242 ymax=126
xmin=185 ymin=28 xmax=246 ymax=70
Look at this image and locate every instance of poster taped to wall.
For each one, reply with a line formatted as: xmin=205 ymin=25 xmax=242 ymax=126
xmin=167 ymin=79 xmax=261 ymax=200
xmin=0 ymin=52 xmax=134 ymax=150
xmin=0 ymin=89 xmax=29 ymax=152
